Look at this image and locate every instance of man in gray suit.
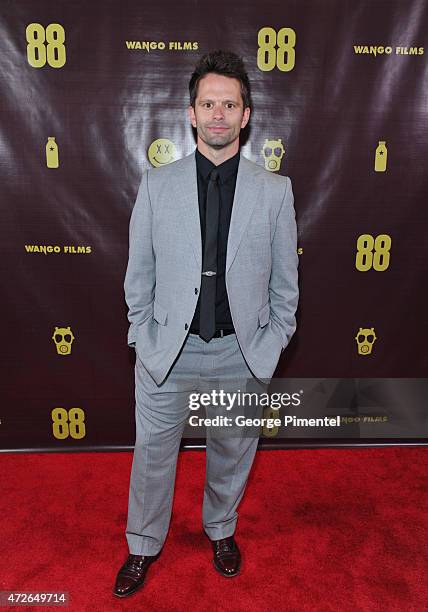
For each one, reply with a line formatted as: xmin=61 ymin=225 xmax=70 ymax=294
xmin=114 ymin=49 xmax=299 ymax=598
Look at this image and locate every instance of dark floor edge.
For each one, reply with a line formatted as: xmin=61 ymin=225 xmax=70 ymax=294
xmin=1 ymin=439 xmax=427 ymax=453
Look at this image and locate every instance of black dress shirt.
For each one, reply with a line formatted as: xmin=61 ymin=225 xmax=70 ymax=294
xmin=190 ymin=147 xmax=240 ymax=334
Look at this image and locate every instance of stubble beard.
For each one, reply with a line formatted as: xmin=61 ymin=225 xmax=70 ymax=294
xmin=198 ymin=124 xmax=238 ymax=150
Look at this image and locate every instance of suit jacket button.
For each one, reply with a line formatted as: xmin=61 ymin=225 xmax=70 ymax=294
xmin=185 ymin=323 xmax=188 ymax=330
xmin=195 ymin=288 xmax=198 ymax=294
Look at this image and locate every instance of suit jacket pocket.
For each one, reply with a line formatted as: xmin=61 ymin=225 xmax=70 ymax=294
xmin=153 ymin=300 xmax=168 ymax=325
xmin=258 ymin=302 xmax=270 ymax=328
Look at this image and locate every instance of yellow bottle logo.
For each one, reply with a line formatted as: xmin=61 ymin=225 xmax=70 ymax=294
xmin=374 ymin=140 xmax=387 ymax=172
xmin=46 ymin=136 xmax=59 ymax=168
xmin=262 ymin=406 xmax=279 ymax=437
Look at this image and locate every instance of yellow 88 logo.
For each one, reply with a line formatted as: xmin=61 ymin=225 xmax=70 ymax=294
xmin=51 ymin=407 xmax=86 ymax=440
xmin=355 ymin=234 xmax=392 ymax=271
xmin=26 ymin=23 xmax=66 ymax=68
xmin=257 ymin=27 xmax=296 ymax=72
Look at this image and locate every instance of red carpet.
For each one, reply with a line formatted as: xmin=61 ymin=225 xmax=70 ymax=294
xmin=0 ymin=447 xmax=426 ymax=611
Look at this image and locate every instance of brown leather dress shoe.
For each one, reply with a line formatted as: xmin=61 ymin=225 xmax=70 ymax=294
xmin=211 ymin=536 xmax=241 ymax=577
xmin=113 ymin=553 xmax=159 ymax=597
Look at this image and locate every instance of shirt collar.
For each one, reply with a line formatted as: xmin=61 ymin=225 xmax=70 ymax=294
xmin=195 ymin=147 xmax=240 ymax=184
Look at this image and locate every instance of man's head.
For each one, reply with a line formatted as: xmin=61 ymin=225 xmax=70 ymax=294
xmin=188 ymin=50 xmax=252 ymax=161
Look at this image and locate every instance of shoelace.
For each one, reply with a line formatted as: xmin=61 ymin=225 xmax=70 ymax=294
xmin=215 ymin=539 xmax=236 ymax=554
xmin=122 ymin=555 xmax=148 ymax=577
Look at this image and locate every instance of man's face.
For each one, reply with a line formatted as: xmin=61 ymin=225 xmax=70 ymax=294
xmin=188 ymin=73 xmax=250 ymax=151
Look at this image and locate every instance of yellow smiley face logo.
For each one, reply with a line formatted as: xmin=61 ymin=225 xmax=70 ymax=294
xmin=148 ymin=139 xmax=177 ymax=167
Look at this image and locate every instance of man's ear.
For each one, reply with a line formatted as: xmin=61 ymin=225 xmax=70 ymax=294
xmin=188 ymin=105 xmax=197 ymax=128
xmin=241 ymin=107 xmax=251 ymax=129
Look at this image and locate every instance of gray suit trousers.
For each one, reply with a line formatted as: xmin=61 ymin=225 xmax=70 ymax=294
xmin=126 ymin=331 xmax=264 ymax=556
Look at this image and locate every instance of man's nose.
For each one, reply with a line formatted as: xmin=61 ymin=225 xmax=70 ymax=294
xmin=212 ymin=104 xmax=225 ymax=119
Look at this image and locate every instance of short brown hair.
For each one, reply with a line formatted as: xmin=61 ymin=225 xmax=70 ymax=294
xmin=189 ymin=50 xmax=253 ymax=111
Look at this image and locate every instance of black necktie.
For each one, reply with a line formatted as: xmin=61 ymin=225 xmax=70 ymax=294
xmin=199 ymin=168 xmax=219 ymax=342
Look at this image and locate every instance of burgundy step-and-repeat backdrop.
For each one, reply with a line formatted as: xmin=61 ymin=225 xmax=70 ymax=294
xmin=1 ymin=0 xmax=427 ymax=450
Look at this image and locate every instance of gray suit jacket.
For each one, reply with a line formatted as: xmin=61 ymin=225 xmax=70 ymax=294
xmin=124 ymin=149 xmax=299 ymax=385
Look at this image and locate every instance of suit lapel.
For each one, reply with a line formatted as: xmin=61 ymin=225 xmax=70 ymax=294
xmin=226 ymin=155 xmax=258 ymax=273
xmin=175 ymin=151 xmax=201 ymax=270
xmin=175 ymin=150 xmax=258 ymax=274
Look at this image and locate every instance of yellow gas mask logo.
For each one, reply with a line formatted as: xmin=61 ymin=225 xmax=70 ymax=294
xmin=52 ymin=326 xmax=75 ymax=355
xmin=261 ymin=138 xmax=285 ymax=172
xmin=355 ymin=327 xmax=377 ymax=355
xmin=148 ymin=139 xmax=177 ymax=167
